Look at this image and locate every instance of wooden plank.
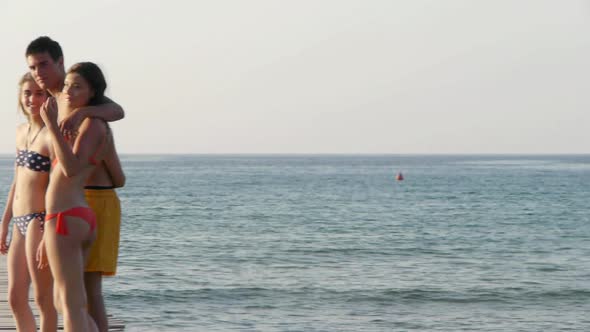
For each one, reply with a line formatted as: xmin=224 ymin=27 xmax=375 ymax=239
xmin=0 ymin=256 xmax=125 ymax=331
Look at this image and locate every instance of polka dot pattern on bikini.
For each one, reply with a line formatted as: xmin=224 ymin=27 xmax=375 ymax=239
xmin=13 ymin=212 xmax=46 ymax=236
xmin=15 ymin=149 xmax=50 ymax=172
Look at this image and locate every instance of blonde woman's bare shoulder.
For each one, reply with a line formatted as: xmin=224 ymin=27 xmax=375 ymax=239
xmin=16 ymin=122 xmax=28 ymax=133
xmin=15 ymin=123 xmax=28 ymax=143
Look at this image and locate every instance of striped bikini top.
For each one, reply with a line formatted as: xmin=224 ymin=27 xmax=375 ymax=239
xmin=15 ymin=149 xmax=51 ymax=172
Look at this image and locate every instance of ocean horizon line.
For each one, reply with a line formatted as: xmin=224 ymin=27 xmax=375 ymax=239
xmin=2 ymin=152 xmax=590 ymax=157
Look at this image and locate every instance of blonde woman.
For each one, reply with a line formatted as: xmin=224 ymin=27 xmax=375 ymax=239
xmin=1 ymin=73 xmax=57 ymax=331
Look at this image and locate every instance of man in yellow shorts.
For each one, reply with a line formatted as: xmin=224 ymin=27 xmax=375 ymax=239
xmin=84 ymin=134 xmax=125 ymax=332
xmin=25 ymin=36 xmax=126 ymax=332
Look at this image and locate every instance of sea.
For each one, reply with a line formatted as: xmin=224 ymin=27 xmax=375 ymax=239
xmin=1 ymin=154 xmax=589 ymax=331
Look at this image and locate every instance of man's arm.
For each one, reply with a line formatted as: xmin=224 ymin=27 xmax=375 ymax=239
xmin=59 ymin=96 xmax=125 ymax=135
xmin=81 ymin=96 xmax=125 ymax=122
xmin=42 ymin=97 xmax=106 ymax=178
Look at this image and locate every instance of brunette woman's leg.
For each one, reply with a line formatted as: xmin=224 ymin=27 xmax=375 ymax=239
xmin=45 ymin=216 xmax=98 ymax=332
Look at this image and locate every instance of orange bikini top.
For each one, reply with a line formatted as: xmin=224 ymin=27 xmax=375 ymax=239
xmin=51 ymin=136 xmax=107 ymax=168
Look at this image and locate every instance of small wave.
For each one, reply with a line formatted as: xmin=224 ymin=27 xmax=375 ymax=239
xmin=107 ymin=286 xmax=590 ymax=307
xmin=457 ymin=159 xmax=550 ymax=166
xmin=347 ymin=288 xmax=590 ymax=305
xmin=456 ymin=159 xmax=590 ymax=171
xmin=282 ymin=247 xmax=391 ymax=256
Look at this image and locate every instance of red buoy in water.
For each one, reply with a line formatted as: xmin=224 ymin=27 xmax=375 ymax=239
xmin=395 ymin=172 xmax=404 ymax=181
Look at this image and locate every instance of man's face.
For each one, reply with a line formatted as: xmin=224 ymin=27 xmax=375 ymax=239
xmin=26 ymin=52 xmax=63 ymax=91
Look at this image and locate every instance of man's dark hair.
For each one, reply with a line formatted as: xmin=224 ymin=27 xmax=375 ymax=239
xmin=25 ymin=36 xmax=63 ymax=62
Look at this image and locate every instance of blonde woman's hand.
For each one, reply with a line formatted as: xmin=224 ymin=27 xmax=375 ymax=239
xmin=0 ymin=228 xmax=8 ymax=255
xmin=36 ymin=238 xmax=48 ymax=269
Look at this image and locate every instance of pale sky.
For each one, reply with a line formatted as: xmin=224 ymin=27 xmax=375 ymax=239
xmin=0 ymin=0 xmax=588 ymax=154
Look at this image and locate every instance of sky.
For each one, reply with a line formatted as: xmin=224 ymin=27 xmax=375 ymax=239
xmin=0 ymin=0 xmax=589 ymax=154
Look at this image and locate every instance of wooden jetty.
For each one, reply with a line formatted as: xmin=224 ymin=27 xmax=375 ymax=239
xmin=0 ymin=255 xmax=125 ymax=331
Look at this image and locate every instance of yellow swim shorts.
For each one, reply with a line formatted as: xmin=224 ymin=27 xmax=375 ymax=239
xmin=84 ymin=188 xmax=121 ymax=276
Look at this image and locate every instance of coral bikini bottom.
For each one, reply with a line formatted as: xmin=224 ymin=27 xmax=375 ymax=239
xmin=45 ymin=206 xmax=97 ymax=236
